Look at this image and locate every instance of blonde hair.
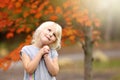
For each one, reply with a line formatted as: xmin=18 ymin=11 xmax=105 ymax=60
xmin=31 ymin=21 xmax=62 ymax=50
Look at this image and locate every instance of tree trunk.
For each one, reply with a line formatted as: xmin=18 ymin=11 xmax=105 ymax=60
xmin=104 ymin=10 xmax=113 ymax=43
xmin=83 ymin=27 xmax=93 ymax=80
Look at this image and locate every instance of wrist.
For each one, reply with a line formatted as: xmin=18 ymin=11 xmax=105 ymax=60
xmin=43 ymin=53 xmax=48 ymax=58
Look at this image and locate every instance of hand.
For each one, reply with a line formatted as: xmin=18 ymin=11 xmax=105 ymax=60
xmin=40 ymin=45 xmax=50 ymax=56
xmin=43 ymin=53 xmax=49 ymax=58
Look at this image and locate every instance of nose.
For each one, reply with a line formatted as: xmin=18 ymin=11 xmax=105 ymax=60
xmin=49 ymin=32 xmax=53 ymax=37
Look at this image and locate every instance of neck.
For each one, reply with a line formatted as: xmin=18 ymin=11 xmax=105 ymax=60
xmin=33 ymin=42 xmax=43 ymax=48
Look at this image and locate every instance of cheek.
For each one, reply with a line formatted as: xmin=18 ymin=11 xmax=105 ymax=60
xmin=52 ymin=37 xmax=57 ymax=42
xmin=38 ymin=33 xmax=44 ymax=41
xmin=39 ymin=32 xmax=44 ymax=37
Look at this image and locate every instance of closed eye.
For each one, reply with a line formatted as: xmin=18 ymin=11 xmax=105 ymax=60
xmin=48 ymin=29 xmax=51 ymax=32
xmin=53 ymin=33 xmax=56 ymax=37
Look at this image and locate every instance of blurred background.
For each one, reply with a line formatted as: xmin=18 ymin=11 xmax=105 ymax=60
xmin=0 ymin=0 xmax=120 ymax=80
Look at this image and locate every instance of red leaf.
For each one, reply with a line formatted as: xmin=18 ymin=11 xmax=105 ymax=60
xmin=6 ymin=32 xmax=14 ymax=39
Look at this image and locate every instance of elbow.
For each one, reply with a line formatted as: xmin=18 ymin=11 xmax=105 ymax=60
xmin=51 ymin=71 xmax=58 ymax=76
xmin=25 ymin=67 xmax=34 ymax=74
xmin=51 ymin=68 xmax=59 ymax=76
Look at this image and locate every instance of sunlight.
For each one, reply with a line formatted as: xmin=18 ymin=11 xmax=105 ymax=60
xmin=96 ymin=0 xmax=119 ymax=11
xmin=97 ymin=0 xmax=112 ymax=10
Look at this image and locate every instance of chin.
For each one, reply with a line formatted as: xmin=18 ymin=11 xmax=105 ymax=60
xmin=42 ymin=40 xmax=49 ymax=45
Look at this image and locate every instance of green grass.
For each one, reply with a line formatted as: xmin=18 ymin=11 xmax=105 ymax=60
xmin=111 ymin=74 xmax=120 ymax=80
xmin=59 ymin=58 xmax=120 ymax=80
xmin=93 ymin=59 xmax=120 ymax=69
xmin=93 ymin=59 xmax=120 ymax=80
xmin=59 ymin=59 xmax=120 ymax=70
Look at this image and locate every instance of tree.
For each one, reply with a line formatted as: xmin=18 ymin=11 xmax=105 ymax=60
xmin=0 ymin=0 xmax=100 ymax=80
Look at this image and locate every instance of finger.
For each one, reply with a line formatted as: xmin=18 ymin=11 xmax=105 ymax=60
xmin=43 ymin=45 xmax=49 ymax=50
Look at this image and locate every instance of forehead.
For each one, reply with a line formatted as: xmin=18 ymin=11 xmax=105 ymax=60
xmin=45 ymin=25 xmax=57 ymax=31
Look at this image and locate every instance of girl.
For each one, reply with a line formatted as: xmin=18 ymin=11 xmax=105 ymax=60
xmin=20 ymin=21 xmax=62 ymax=80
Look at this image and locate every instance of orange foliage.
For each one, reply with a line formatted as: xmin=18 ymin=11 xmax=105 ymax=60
xmin=31 ymin=4 xmax=37 ymax=9
xmin=23 ymin=11 xmax=29 ymax=18
xmin=6 ymin=32 xmax=14 ymax=39
xmin=9 ymin=28 xmax=15 ymax=32
xmin=64 ymin=17 xmax=71 ymax=25
xmin=0 ymin=35 xmax=32 ymax=70
xmin=69 ymin=35 xmax=75 ymax=43
xmin=0 ymin=0 xmax=10 ymax=8
xmin=62 ymin=27 xmax=80 ymax=44
xmin=25 ymin=27 xmax=31 ymax=33
xmin=37 ymin=1 xmax=49 ymax=12
xmin=0 ymin=0 xmax=101 ymax=70
xmin=63 ymin=0 xmax=71 ymax=9
xmin=15 ymin=2 xmax=22 ymax=8
xmin=63 ymin=11 xmax=72 ymax=18
xmin=48 ymin=5 xmax=54 ymax=14
xmin=49 ymin=15 xmax=58 ymax=21
xmin=13 ymin=8 xmax=22 ymax=14
xmin=34 ymin=13 xmax=42 ymax=19
xmin=55 ymin=7 xmax=63 ymax=14
xmin=92 ymin=30 xmax=101 ymax=36
xmin=18 ymin=0 xmax=24 ymax=3
xmin=30 ymin=9 xmax=37 ymax=14
xmin=94 ymin=18 xmax=101 ymax=27
xmin=16 ymin=27 xmax=25 ymax=34
xmin=92 ymin=30 xmax=101 ymax=41
xmin=0 ymin=0 xmax=50 ymax=70
xmin=44 ymin=10 xmax=49 ymax=15
xmin=0 ymin=12 xmax=14 ymax=31
xmin=85 ymin=20 xmax=92 ymax=27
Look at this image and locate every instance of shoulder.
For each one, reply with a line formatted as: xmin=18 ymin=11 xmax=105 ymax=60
xmin=51 ymin=49 xmax=57 ymax=53
xmin=50 ymin=49 xmax=59 ymax=58
xmin=21 ymin=45 xmax=32 ymax=49
xmin=21 ymin=45 xmax=33 ymax=53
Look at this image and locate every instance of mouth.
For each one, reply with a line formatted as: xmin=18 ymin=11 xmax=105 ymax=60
xmin=46 ymin=36 xmax=51 ymax=41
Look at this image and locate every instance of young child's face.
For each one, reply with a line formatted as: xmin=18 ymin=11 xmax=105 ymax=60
xmin=40 ymin=25 xmax=57 ymax=45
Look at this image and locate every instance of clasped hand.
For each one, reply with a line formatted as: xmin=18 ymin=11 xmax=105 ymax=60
xmin=40 ymin=45 xmax=50 ymax=58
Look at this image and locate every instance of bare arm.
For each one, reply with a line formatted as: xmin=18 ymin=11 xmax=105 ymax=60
xmin=21 ymin=51 xmax=43 ymax=74
xmin=44 ymin=54 xmax=59 ymax=76
xmin=21 ymin=46 xmax=49 ymax=74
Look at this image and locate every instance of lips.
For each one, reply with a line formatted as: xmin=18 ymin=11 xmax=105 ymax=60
xmin=45 ymin=35 xmax=51 ymax=41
